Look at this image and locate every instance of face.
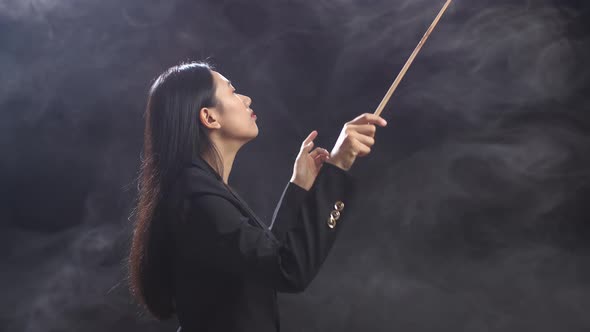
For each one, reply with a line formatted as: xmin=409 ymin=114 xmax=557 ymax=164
xmin=199 ymin=70 xmax=258 ymax=144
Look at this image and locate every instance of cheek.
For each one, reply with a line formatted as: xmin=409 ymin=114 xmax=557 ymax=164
xmin=217 ymin=97 xmax=240 ymax=115
xmin=221 ymin=105 xmax=248 ymax=130
xmin=232 ymin=95 xmax=245 ymax=108
xmin=229 ymin=98 xmax=248 ymax=117
xmin=220 ymin=95 xmax=239 ymax=110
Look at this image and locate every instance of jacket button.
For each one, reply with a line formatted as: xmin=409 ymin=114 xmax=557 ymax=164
xmin=327 ymin=216 xmax=337 ymax=229
xmin=334 ymin=201 xmax=344 ymax=211
xmin=330 ymin=210 xmax=341 ymax=220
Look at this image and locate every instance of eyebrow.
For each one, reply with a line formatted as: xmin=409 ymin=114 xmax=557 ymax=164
xmin=227 ymin=80 xmax=236 ymax=92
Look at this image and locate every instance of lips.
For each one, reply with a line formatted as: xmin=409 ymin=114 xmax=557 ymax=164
xmin=251 ymin=112 xmax=257 ymax=119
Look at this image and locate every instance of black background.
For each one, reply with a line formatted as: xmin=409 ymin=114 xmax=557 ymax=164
xmin=1 ymin=0 xmax=589 ymax=331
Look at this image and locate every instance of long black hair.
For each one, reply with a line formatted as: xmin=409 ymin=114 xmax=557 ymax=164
xmin=127 ymin=61 xmax=224 ymax=320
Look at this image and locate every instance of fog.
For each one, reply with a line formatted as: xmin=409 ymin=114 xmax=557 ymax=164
xmin=1 ymin=0 xmax=589 ymax=331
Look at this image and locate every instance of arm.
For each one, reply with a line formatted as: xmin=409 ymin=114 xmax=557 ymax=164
xmin=177 ymin=162 xmax=356 ymax=293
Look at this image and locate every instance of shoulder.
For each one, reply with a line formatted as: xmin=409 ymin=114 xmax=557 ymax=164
xmin=179 ymin=166 xmax=230 ymax=198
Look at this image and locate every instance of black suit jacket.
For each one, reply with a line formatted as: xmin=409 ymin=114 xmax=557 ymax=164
xmin=172 ymin=155 xmax=357 ymax=332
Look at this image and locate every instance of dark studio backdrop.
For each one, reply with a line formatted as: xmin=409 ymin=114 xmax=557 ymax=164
xmin=1 ymin=0 xmax=589 ymax=331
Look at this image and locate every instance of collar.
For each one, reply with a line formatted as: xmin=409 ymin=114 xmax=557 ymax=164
xmin=191 ymin=154 xmax=223 ymax=182
xmin=190 ymin=154 xmax=268 ymax=230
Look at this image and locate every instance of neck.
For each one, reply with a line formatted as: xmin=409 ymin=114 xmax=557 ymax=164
xmin=202 ymin=138 xmax=242 ymax=185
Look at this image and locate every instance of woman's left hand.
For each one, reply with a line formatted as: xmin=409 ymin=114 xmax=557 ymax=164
xmin=290 ymin=130 xmax=331 ymax=191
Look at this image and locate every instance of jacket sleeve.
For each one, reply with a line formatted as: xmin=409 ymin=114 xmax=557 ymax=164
xmin=178 ymin=162 xmax=357 ymax=293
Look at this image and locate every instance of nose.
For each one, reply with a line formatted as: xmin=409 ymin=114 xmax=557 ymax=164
xmin=243 ymin=95 xmax=252 ymax=108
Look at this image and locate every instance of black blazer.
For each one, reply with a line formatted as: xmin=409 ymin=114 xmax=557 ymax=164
xmin=172 ymin=155 xmax=357 ymax=332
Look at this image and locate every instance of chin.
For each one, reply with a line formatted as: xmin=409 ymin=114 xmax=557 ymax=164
xmin=251 ymin=124 xmax=259 ymax=137
xmin=243 ymin=127 xmax=259 ymax=143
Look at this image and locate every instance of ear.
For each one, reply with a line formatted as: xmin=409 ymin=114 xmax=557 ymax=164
xmin=199 ymin=107 xmax=221 ymax=130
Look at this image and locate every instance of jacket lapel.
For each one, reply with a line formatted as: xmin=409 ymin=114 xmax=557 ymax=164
xmin=190 ymin=155 xmax=268 ymax=230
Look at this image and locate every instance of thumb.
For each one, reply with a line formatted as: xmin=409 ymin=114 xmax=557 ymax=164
xmin=302 ymin=140 xmax=314 ymax=153
xmin=301 ymin=130 xmax=317 ymax=151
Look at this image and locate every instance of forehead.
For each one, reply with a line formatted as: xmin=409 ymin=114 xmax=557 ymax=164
xmin=212 ymin=71 xmax=231 ymax=86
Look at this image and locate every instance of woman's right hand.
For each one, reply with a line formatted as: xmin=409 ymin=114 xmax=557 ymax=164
xmin=326 ymin=113 xmax=388 ymax=171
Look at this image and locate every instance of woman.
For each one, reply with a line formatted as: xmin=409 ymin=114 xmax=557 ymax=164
xmin=127 ymin=61 xmax=387 ymax=332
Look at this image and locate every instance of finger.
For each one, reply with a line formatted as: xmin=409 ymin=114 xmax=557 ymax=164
xmin=302 ymin=140 xmax=314 ymax=153
xmin=349 ymin=113 xmax=387 ymax=127
xmin=315 ymin=158 xmax=325 ymax=170
xmin=352 ymin=133 xmax=376 ymax=147
xmin=347 ymin=123 xmax=377 ymax=136
xmin=309 ymin=147 xmax=320 ymax=158
xmin=314 ymin=153 xmax=329 ymax=167
xmin=302 ymin=130 xmax=318 ymax=147
xmin=313 ymin=153 xmax=322 ymax=166
xmin=312 ymin=147 xmax=330 ymax=155
xmin=320 ymin=150 xmax=330 ymax=159
xmin=356 ymin=143 xmax=372 ymax=157
xmin=310 ymin=147 xmax=329 ymax=158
